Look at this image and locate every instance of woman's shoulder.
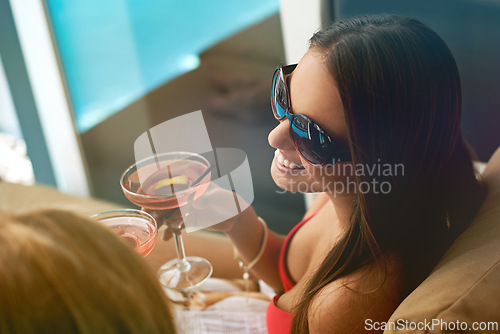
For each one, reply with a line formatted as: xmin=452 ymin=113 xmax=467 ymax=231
xmin=308 ymin=252 xmax=403 ymax=334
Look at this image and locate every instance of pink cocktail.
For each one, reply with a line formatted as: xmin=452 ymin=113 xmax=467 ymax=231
xmin=92 ymin=209 xmax=157 ymax=257
xmin=121 ymin=158 xmax=210 ymax=211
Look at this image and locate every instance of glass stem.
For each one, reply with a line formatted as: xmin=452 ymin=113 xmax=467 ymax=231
xmin=173 ymin=230 xmax=191 ymax=272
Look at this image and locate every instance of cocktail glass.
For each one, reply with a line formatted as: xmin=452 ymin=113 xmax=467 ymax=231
xmin=91 ymin=209 xmax=157 ymax=257
xmin=120 ymin=152 xmax=213 ymax=290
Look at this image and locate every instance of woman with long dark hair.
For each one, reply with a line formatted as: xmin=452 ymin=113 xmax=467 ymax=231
xmin=270 ymin=14 xmax=487 ymax=333
xmin=155 ymin=14 xmax=486 ymax=333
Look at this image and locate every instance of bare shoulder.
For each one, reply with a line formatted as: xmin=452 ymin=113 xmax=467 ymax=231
xmin=483 ymin=146 xmax=500 ymax=180
xmin=308 ymin=253 xmax=403 ymax=334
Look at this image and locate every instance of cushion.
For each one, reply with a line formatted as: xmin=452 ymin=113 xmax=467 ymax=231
xmin=0 ymin=182 xmax=121 ymax=215
xmin=385 ymin=148 xmax=500 ymax=334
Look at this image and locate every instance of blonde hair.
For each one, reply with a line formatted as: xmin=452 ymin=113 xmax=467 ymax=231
xmin=0 ymin=209 xmax=176 ymax=334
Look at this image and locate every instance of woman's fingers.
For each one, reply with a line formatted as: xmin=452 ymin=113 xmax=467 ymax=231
xmin=162 ymin=228 xmax=173 ymax=241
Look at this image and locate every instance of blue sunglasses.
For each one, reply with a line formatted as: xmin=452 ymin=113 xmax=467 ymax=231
xmin=271 ymin=63 xmax=351 ymax=165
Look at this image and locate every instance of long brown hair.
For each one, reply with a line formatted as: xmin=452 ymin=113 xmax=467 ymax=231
xmin=292 ymin=14 xmax=486 ymax=333
xmin=0 ymin=209 xmax=176 ymax=334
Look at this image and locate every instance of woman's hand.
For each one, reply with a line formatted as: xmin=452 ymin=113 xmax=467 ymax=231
xmin=144 ymin=183 xmax=249 ymax=241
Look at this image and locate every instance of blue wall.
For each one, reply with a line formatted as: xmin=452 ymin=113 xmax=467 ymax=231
xmin=46 ymin=0 xmax=279 ymax=132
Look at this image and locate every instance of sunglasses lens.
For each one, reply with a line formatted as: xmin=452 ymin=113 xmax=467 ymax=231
xmin=272 ymin=69 xmax=288 ymax=120
xmin=290 ymin=115 xmax=335 ymax=165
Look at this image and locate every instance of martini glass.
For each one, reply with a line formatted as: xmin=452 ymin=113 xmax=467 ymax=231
xmin=120 ymin=152 xmax=213 ymax=290
xmin=91 ymin=209 xmax=157 ymax=257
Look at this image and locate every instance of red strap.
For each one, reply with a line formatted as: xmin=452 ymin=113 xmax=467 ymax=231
xmin=278 ymin=213 xmax=317 ymax=292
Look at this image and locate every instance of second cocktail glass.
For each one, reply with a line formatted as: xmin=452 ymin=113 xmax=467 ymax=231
xmin=120 ymin=152 xmax=213 ymax=290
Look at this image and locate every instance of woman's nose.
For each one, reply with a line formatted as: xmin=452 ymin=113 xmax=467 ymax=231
xmin=268 ymin=120 xmax=294 ymax=150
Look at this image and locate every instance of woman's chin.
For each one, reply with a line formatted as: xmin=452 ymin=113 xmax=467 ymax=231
xmin=271 ymin=161 xmax=348 ymax=194
xmin=271 ymin=162 xmax=295 ymax=191
xmin=271 ymin=162 xmax=315 ymax=193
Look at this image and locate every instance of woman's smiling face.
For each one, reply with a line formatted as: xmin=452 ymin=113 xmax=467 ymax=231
xmin=268 ymin=48 xmax=353 ymax=193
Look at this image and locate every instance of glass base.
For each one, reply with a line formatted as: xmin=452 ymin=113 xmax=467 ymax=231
xmin=158 ymin=256 xmax=213 ymax=290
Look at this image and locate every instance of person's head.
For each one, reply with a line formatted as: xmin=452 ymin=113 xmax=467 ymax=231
xmin=268 ymin=14 xmax=486 ymax=333
xmin=0 ymin=209 xmax=176 ymax=334
xmin=269 ymin=48 xmax=353 ymax=193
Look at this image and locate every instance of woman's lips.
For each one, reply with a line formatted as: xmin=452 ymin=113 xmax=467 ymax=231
xmin=274 ymin=149 xmax=305 ymax=173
